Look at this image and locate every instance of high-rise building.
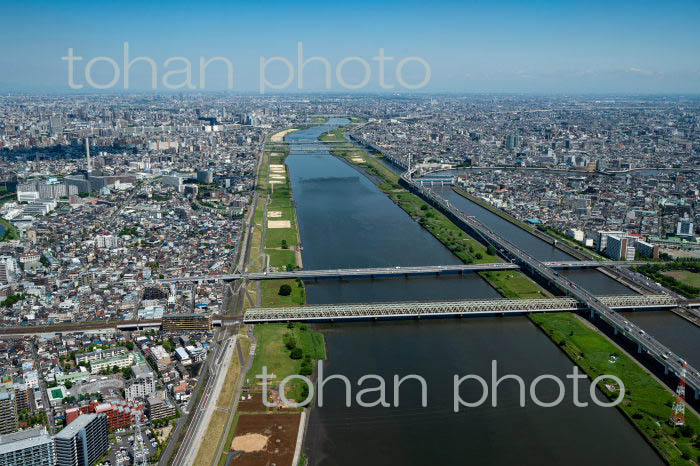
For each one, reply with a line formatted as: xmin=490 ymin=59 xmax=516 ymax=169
xmin=595 ymin=230 xmax=626 ymax=252
xmin=54 ymin=413 xmax=108 ymax=466
xmin=606 ymin=235 xmax=635 ymax=261
xmin=0 ymin=391 xmax=18 ymax=435
xmin=196 ymin=170 xmax=213 ymax=184
xmin=0 ymin=256 xmax=18 ymax=285
xmin=0 ymin=427 xmax=55 ymax=466
xmin=677 ymin=216 xmax=695 ymax=237
xmin=125 ymin=365 xmax=156 ymax=401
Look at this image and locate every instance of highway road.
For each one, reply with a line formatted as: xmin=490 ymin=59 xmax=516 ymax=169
xmin=144 ymin=261 xmax=656 ymax=284
xmin=413 ymin=180 xmax=700 ymax=395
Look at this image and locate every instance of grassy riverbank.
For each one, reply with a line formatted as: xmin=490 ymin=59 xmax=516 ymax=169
xmin=246 ymin=322 xmax=326 ymax=401
xmin=321 ymin=125 xmax=546 ymax=299
xmin=252 ymin=132 xmax=307 ymax=308
xmin=530 ymin=312 xmax=700 ymax=465
xmin=636 ymin=262 xmax=700 ymax=298
xmin=322 ymin=121 xmax=700 ymax=465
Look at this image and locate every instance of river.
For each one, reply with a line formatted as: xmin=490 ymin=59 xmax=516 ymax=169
xmin=283 ymin=119 xmax=663 ymax=466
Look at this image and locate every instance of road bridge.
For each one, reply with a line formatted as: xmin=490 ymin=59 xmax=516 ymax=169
xmin=402 ymin=176 xmax=700 ymax=394
xmin=147 ymin=261 xmax=656 ymax=284
xmin=243 ymin=294 xmax=677 ymax=323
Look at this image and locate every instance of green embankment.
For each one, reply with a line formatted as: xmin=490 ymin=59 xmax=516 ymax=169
xmin=531 ymin=312 xmax=700 ymax=465
xmin=258 ymin=137 xmax=307 ymax=307
xmin=323 ymin=121 xmax=700 ymax=465
xmin=636 ymin=262 xmax=700 ymax=299
xmin=246 ymin=322 xmax=326 ymax=401
xmin=321 ymin=125 xmax=545 ymax=299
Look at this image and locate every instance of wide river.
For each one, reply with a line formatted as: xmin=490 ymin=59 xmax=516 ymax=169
xmin=285 ymin=119 xmax=664 ymax=466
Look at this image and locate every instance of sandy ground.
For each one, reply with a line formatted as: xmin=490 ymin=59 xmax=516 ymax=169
xmin=270 ymin=128 xmax=299 ymax=142
xmin=228 ymin=413 xmax=301 ymax=466
xmin=350 ymin=157 xmax=364 ymax=163
xmin=270 ymin=174 xmax=286 ymax=180
xmin=232 ymin=433 xmax=268 ymax=452
xmin=267 ymin=211 xmax=282 ymax=218
xmin=268 ymin=220 xmax=291 ymax=229
xmin=155 ymin=424 xmax=173 ymax=444
xmin=270 ymin=164 xmax=285 ymax=170
xmin=269 ymin=180 xmax=284 ymax=185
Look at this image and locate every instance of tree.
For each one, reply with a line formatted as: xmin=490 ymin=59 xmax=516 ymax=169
xmin=122 ymin=367 xmax=132 ymax=379
xmin=278 ymin=284 xmax=292 ymax=296
xmin=281 ymin=239 xmax=288 ymax=249
xmin=65 ymin=380 xmax=73 ymax=389
xmin=290 ymin=347 xmax=303 ymax=359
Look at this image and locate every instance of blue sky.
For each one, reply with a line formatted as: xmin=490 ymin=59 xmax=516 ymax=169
xmin=1 ymin=0 xmax=699 ymax=93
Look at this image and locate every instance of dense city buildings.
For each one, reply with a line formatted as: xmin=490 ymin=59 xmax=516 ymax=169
xmin=0 ymin=93 xmax=699 ymax=465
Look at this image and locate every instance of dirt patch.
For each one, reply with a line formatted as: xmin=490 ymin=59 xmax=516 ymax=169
xmin=230 ymin=413 xmax=301 ymax=466
xmin=268 ymin=220 xmax=291 ymax=228
xmin=267 ymin=211 xmax=282 ymax=218
xmin=232 ymin=433 xmax=268 ymax=452
xmin=238 ymin=390 xmax=268 ymax=412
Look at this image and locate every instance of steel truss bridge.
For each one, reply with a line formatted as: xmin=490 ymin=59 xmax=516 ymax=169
xmin=243 ymin=294 xmax=678 ymax=323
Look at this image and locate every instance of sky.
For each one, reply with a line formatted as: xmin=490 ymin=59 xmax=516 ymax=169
xmin=1 ymin=0 xmax=699 ymax=94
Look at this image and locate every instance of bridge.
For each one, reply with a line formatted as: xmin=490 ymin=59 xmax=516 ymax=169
xmin=147 ymin=261 xmax=656 ymax=284
xmin=402 ymin=176 xmax=700 ymax=394
xmin=243 ymin=294 xmax=678 ymax=323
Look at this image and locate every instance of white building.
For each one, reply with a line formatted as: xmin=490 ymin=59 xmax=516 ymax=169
xmin=125 ymin=365 xmax=157 ymax=401
xmin=95 ymin=234 xmax=120 ymax=249
xmin=677 ymin=216 xmax=695 ymax=237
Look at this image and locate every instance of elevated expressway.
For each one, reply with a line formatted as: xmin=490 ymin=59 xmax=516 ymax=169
xmin=403 ymin=176 xmax=700 ymax=395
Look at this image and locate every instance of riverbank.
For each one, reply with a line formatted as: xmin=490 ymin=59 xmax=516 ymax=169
xmin=247 ymin=130 xmax=307 ymax=308
xmin=530 ymin=312 xmax=700 ymax=465
xmin=320 ymin=125 xmax=547 ymax=299
xmin=321 ymin=122 xmax=700 ymax=466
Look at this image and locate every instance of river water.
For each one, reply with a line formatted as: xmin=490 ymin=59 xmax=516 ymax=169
xmin=284 ymin=119 xmax=664 ymax=466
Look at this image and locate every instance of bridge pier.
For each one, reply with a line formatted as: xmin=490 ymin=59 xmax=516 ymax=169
xmin=664 ymin=365 xmax=669 ymax=375
xmin=590 ymin=309 xmax=595 ymax=319
xmin=695 ymin=391 xmax=699 ymax=401
xmin=638 ymin=344 xmax=642 ymax=354
xmin=613 ymin=328 xmax=618 ymax=336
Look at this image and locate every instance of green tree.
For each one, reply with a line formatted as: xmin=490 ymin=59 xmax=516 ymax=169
xmin=278 ymin=284 xmax=292 ymax=296
xmin=290 ymin=347 xmax=303 ymax=359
